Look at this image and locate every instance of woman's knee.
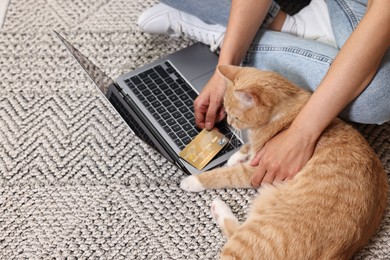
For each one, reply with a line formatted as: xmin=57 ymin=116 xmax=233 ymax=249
xmin=340 ymin=72 xmax=390 ymax=124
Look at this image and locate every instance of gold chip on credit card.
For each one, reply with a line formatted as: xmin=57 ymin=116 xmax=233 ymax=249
xmin=179 ymin=128 xmax=228 ymax=170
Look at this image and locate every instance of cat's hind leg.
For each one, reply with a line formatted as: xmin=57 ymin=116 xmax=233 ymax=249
xmin=211 ymin=198 xmax=240 ymax=239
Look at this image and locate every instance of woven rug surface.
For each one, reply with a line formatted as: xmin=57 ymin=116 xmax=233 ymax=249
xmin=0 ymin=0 xmax=389 ymax=259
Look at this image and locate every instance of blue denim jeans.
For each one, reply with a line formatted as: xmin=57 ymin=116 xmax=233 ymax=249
xmin=161 ymin=0 xmax=390 ymax=124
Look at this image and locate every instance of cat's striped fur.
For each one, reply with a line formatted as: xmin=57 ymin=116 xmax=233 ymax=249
xmin=180 ymin=65 xmax=387 ymax=259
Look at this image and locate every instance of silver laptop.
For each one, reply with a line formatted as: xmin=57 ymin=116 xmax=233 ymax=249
xmin=55 ymin=31 xmax=243 ymax=174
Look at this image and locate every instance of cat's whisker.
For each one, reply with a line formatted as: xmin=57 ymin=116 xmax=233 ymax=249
xmin=237 ymin=129 xmax=243 ymax=141
xmin=229 ymin=128 xmax=237 ymax=143
xmin=228 ymin=127 xmax=242 ymax=148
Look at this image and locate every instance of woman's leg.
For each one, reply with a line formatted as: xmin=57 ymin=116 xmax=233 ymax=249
xmin=327 ymin=0 xmax=368 ymax=49
xmin=160 ymin=0 xmax=231 ymax=26
xmin=160 ymin=0 xmax=281 ymax=28
xmin=326 ymin=0 xmax=390 ymax=124
xmin=243 ymin=30 xmax=338 ymax=94
xmin=244 ymin=0 xmax=390 ymax=124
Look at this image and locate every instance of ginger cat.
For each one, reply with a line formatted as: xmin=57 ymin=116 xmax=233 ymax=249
xmin=180 ymin=65 xmax=388 ymax=259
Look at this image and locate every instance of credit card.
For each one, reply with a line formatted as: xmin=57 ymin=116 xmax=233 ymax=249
xmin=179 ymin=128 xmax=228 ymax=170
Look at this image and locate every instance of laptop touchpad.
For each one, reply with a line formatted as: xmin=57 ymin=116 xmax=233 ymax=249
xmin=190 ymin=70 xmax=215 ymax=93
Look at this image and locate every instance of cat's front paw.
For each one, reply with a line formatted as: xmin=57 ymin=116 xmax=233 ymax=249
xmin=180 ymin=175 xmax=205 ymax=192
xmin=211 ymin=198 xmax=237 ymax=227
xmin=226 ymin=150 xmax=250 ymax=166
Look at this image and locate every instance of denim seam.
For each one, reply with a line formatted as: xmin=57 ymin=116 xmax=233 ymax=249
xmin=334 ymin=0 xmax=360 ymax=29
xmin=243 ymin=45 xmax=334 ymax=65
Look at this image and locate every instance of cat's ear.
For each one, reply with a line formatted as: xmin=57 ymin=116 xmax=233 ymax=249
xmin=218 ymin=65 xmax=241 ymax=80
xmin=234 ymin=90 xmax=257 ymax=108
xmin=217 ymin=65 xmax=241 ymax=87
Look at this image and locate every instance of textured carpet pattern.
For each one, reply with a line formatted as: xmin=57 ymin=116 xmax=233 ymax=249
xmin=0 ymin=0 xmax=389 ymax=259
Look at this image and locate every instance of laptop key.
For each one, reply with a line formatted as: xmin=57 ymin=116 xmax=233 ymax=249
xmin=139 ymin=69 xmax=153 ymax=79
xmin=137 ymin=94 xmax=146 ymax=102
xmin=125 ymin=82 xmax=135 ymax=89
xmin=167 ymin=68 xmax=176 ymax=74
xmin=147 ymin=82 xmax=158 ymax=90
xmin=155 ymin=65 xmax=169 ymax=78
xmin=143 ymin=77 xmax=152 ymax=85
xmin=156 ymin=106 xmax=166 ymax=114
xmin=177 ymin=130 xmax=187 ymax=139
xmin=188 ymin=129 xmax=199 ymax=137
xmin=142 ymin=89 xmax=151 ymax=96
xmin=170 ymin=82 xmax=180 ymax=90
xmin=177 ymin=117 xmax=187 ymax=125
xmin=153 ymin=112 xmax=161 ymax=120
xmin=164 ymin=89 xmax=173 ymax=96
xmin=182 ymin=123 xmax=192 ymax=131
xmin=187 ymin=90 xmax=198 ymax=100
xmin=167 ymin=105 xmax=176 ymax=113
xmin=161 ymin=112 xmax=171 ymax=120
xmin=146 ymin=95 xmax=157 ymax=102
xmin=162 ymin=100 xmax=171 ymax=107
xmin=141 ymin=99 xmax=149 ymax=107
xmin=174 ymin=100 xmax=184 ymax=108
xmin=181 ymin=83 xmax=191 ymax=91
xmin=179 ymin=106 xmax=188 ymax=114
xmin=184 ymin=111 xmax=193 ymax=119
xmin=168 ymin=95 xmax=178 ymax=102
xmin=179 ymin=93 xmax=189 ymax=101
xmin=174 ymin=88 xmax=184 ymax=95
xmin=172 ymin=111 xmax=181 ymax=119
xmin=182 ymin=136 xmax=191 ymax=145
xmin=168 ymin=131 xmax=177 ymax=140
xmin=163 ymin=125 xmax=171 ymax=133
xmin=147 ymin=106 xmax=156 ymax=114
xmin=149 ymin=72 xmax=159 ymax=79
xmin=176 ymin=78 xmax=185 ymax=84
xmin=174 ymin=138 xmax=183 ymax=148
xmin=158 ymin=118 xmax=166 ymax=126
xmin=136 ymin=83 xmax=147 ymax=91
xmin=158 ymin=83 xmax=168 ymax=91
xmin=157 ymin=94 xmax=167 ymax=101
xmin=151 ymin=100 xmax=161 ymax=108
xmin=130 ymin=76 xmax=142 ymax=85
xmin=152 ymin=89 xmax=162 ymax=95
xmin=184 ymin=99 xmax=193 ymax=107
xmin=171 ymin=124 xmax=181 ymax=132
xmin=165 ymin=78 xmax=174 ymax=84
xmin=154 ymin=78 xmax=164 ymax=85
xmin=167 ymin=118 xmax=176 ymax=126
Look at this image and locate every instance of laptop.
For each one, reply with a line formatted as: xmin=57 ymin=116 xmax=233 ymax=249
xmin=54 ymin=31 xmax=243 ymax=175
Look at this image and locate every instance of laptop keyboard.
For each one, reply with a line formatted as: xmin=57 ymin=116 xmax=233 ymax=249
xmin=122 ymin=61 xmax=242 ymax=153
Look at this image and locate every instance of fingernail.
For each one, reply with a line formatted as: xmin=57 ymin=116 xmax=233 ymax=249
xmin=206 ymin=122 xmax=212 ymax=130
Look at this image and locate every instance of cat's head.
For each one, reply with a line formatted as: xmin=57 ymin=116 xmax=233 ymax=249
xmin=219 ymin=65 xmax=306 ymax=130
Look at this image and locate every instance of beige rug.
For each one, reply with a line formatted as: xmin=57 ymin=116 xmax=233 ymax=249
xmin=0 ymin=0 xmax=389 ymax=258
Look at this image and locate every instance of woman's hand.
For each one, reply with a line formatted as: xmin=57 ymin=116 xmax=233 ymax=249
xmin=250 ymin=126 xmax=316 ymax=187
xmin=193 ymin=0 xmax=275 ymax=131
xmin=193 ymin=71 xmax=227 ymax=130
